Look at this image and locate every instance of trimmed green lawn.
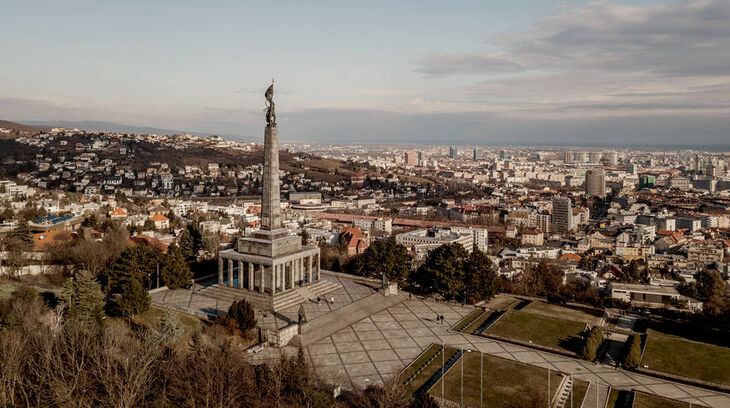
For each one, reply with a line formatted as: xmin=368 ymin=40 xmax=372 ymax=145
xmin=642 ymin=328 xmax=730 ymax=386
xmin=633 ymin=391 xmax=690 ymax=408
xmin=451 ymin=309 xmax=483 ymax=332
xmin=606 ymin=388 xmax=620 ymax=408
xmin=485 ymin=309 xmax=586 ymax=354
xmin=431 ymin=352 xmax=587 ymax=408
xmin=459 ymin=311 xmax=495 ymax=334
xmin=522 ymin=301 xmax=601 ymax=324
xmin=401 ymin=345 xmax=458 ymax=394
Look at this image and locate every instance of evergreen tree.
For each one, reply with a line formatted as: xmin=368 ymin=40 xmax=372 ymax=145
xmin=283 ymin=347 xmax=309 ymax=401
xmin=188 ymin=224 xmax=204 ymax=256
xmin=108 ymin=278 xmax=150 ymax=317
xmin=227 ymin=299 xmax=256 ymax=334
xmin=156 ymin=309 xmax=184 ymax=344
xmin=161 ymin=245 xmax=192 ymax=289
xmin=0 ymin=207 xmax=14 ymax=223
xmin=463 ymin=249 xmax=500 ymax=304
xmin=10 ymin=221 xmax=33 ymax=247
xmin=622 ymin=334 xmax=642 ymax=369
xmin=104 ymin=245 xmax=162 ymax=292
xmin=414 ymin=243 xmax=468 ymax=300
xmin=60 ymin=270 xmax=105 ymax=321
xmin=695 ymin=270 xmax=729 ymax=318
xmin=580 ymin=327 xmax=604 ymax=361
xmin=351 ymin=239 xmax=411 ymax=284
xmin=178 ymin=228 xmax=196 ymax=261
xmin=143 ymin=219 xmax=156 ymax=231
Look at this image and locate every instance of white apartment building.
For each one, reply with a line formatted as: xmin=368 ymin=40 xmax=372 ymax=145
xmin=396 ymin=227 xmax=475 ymax=253
xmin=352 ymin=217 xmax=393 ymax=234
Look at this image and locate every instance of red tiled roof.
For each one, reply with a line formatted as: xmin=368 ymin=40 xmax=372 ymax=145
xmin=149 ymin=214 xmax=169 ymax=222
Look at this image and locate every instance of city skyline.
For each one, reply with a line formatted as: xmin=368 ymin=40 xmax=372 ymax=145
xmin=3 ymin=0 xmax=730 ymax=146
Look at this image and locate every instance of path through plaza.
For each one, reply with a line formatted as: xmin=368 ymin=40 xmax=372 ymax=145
xmin=304 ymin=297 xmax=730 ymax=408
xmin=152 ymin=276 xmax=729 ymax=407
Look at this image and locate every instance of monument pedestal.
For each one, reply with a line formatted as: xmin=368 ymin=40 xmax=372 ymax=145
xmin=379 ymin=282 xmax=399 ymax=297
xmin=217 ymin=120 xmax=321 ymax=311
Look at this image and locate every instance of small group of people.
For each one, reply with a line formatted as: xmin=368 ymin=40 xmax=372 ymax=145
xmin=435 ymin=314 xmax=445 ymax=324
xmin=316 ymin=296 xmax=335 ymax=305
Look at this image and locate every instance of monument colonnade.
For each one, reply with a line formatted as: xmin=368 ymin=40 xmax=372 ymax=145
xmin=218 ymin=251 xmax=320 ymax=295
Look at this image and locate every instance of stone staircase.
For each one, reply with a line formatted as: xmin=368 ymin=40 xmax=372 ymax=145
xmin=303 ymin=279 xmax=342 ymax=300
xmin=552 ymin=375 xmax=573 ymax=408
xmin=291 ymin=291 xmax=407 ymax=347
xmin=198 ymin=278 xmax=342 ymax=312
xmin=198 ymin=284 xmax=274 ymax=310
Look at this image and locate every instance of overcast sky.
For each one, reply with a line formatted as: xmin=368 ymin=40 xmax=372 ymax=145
xmin=2 ymin=0 xmax=729 ymax=146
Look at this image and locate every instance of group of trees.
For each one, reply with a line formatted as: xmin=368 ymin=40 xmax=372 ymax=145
xmin=413 ymin=243 xmax=501 ymax=303
xmin=678 ymin=269 xmax=730 ymax=321
xmin=49 ymin=223 xmax=129 ymax=276
xmin=102 ymin=243 xmax=192 ymax=317
xmin=501 ymin=260 xmax=608 ymax=308
xmin=0 ymin=287 xmax=437 ymax=408
xmin=348 ymin=239 xmax=500 ymax=304
xmin=49 ymin=220 xmax=194 ymax=319
xmin=351 ymin=239 xmax=412 ymax=285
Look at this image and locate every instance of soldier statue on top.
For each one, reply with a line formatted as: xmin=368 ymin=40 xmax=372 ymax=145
xmin=265 ymin=79 xmax=276 ymax=126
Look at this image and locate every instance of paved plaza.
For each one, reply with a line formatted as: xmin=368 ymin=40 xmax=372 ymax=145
xmin=154 ymin=275 xmax=730 ymax=408
xmin=152 ymin=272 xmax=381 ymax=331
xmin=305 ymin=297 xmax=730 ymax=408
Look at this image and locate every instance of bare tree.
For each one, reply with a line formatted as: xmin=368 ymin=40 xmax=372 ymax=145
xmin=0 ymin=330 xmax=27 ymax=407
xmin=96 ymin=326 xmax=161 ymax=408
xmin=354 ymin=379 xmax=412 ymax=408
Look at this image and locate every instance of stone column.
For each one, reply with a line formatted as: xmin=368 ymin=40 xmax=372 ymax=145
xmin=248 ymin=262 xmax=254 ymax=291
xmin=259 ymin=264 xmax=265 ymax=294
xmin=228 ymin=259 xmax=234 ymax=288
xmin=307 ymin=256 xmax=312 ymax=283
xmin=279 ymin=264 xmax=286 ymax=292
xmin=218 ymin=257 xmax=224 ymax=285
xmin=237 ymin=260 xmax=244 ymax=289
xmin=271 ymin=264 xmax=276 ymax=295
xmin=314 ymin=255 xmax=320 ymax=280
xmin=289 ymin=260 xmax=294 ymax=289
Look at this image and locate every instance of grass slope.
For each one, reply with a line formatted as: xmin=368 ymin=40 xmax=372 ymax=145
xmin=431 ymin=352 xmax=587 ymax=408
xmin=642 ymin=328 xmax=730 ymax=386
xmin=485 ymin=309 xmax=586 ymax=354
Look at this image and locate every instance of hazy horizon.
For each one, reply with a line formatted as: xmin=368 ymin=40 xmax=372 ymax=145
xmin=3 ymin=0 xmax=730 ymax=146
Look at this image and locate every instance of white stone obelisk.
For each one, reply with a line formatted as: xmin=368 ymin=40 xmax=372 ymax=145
xmin=261 ymin=124 xmax=281 ymax=231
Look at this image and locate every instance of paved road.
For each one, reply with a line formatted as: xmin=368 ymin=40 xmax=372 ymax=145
xmin=304 ymin=297 xmax=730 ymax=408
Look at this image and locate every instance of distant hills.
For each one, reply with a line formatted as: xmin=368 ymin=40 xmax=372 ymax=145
xmin=2 ymin=119 xmax=258 ymax=142
xmin=23 ymin=120 xmax=212 ymax=137
xmin=0 ymin=120 xmax=50 ymax=135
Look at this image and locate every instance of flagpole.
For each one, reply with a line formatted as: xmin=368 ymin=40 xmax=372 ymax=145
xmin=480 ymin=351 xmax=483 ymax=408
xmin=461 ymin=348 xmax=464 ymax=407
xmin=442 ymin=343 xmax=445 ymax=404
xmin=548 ymin=365 xmax=551 ymax=408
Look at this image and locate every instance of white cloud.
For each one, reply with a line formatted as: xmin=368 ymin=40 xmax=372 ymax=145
xmin=413 ymin=0 xmax=730 ymax=120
